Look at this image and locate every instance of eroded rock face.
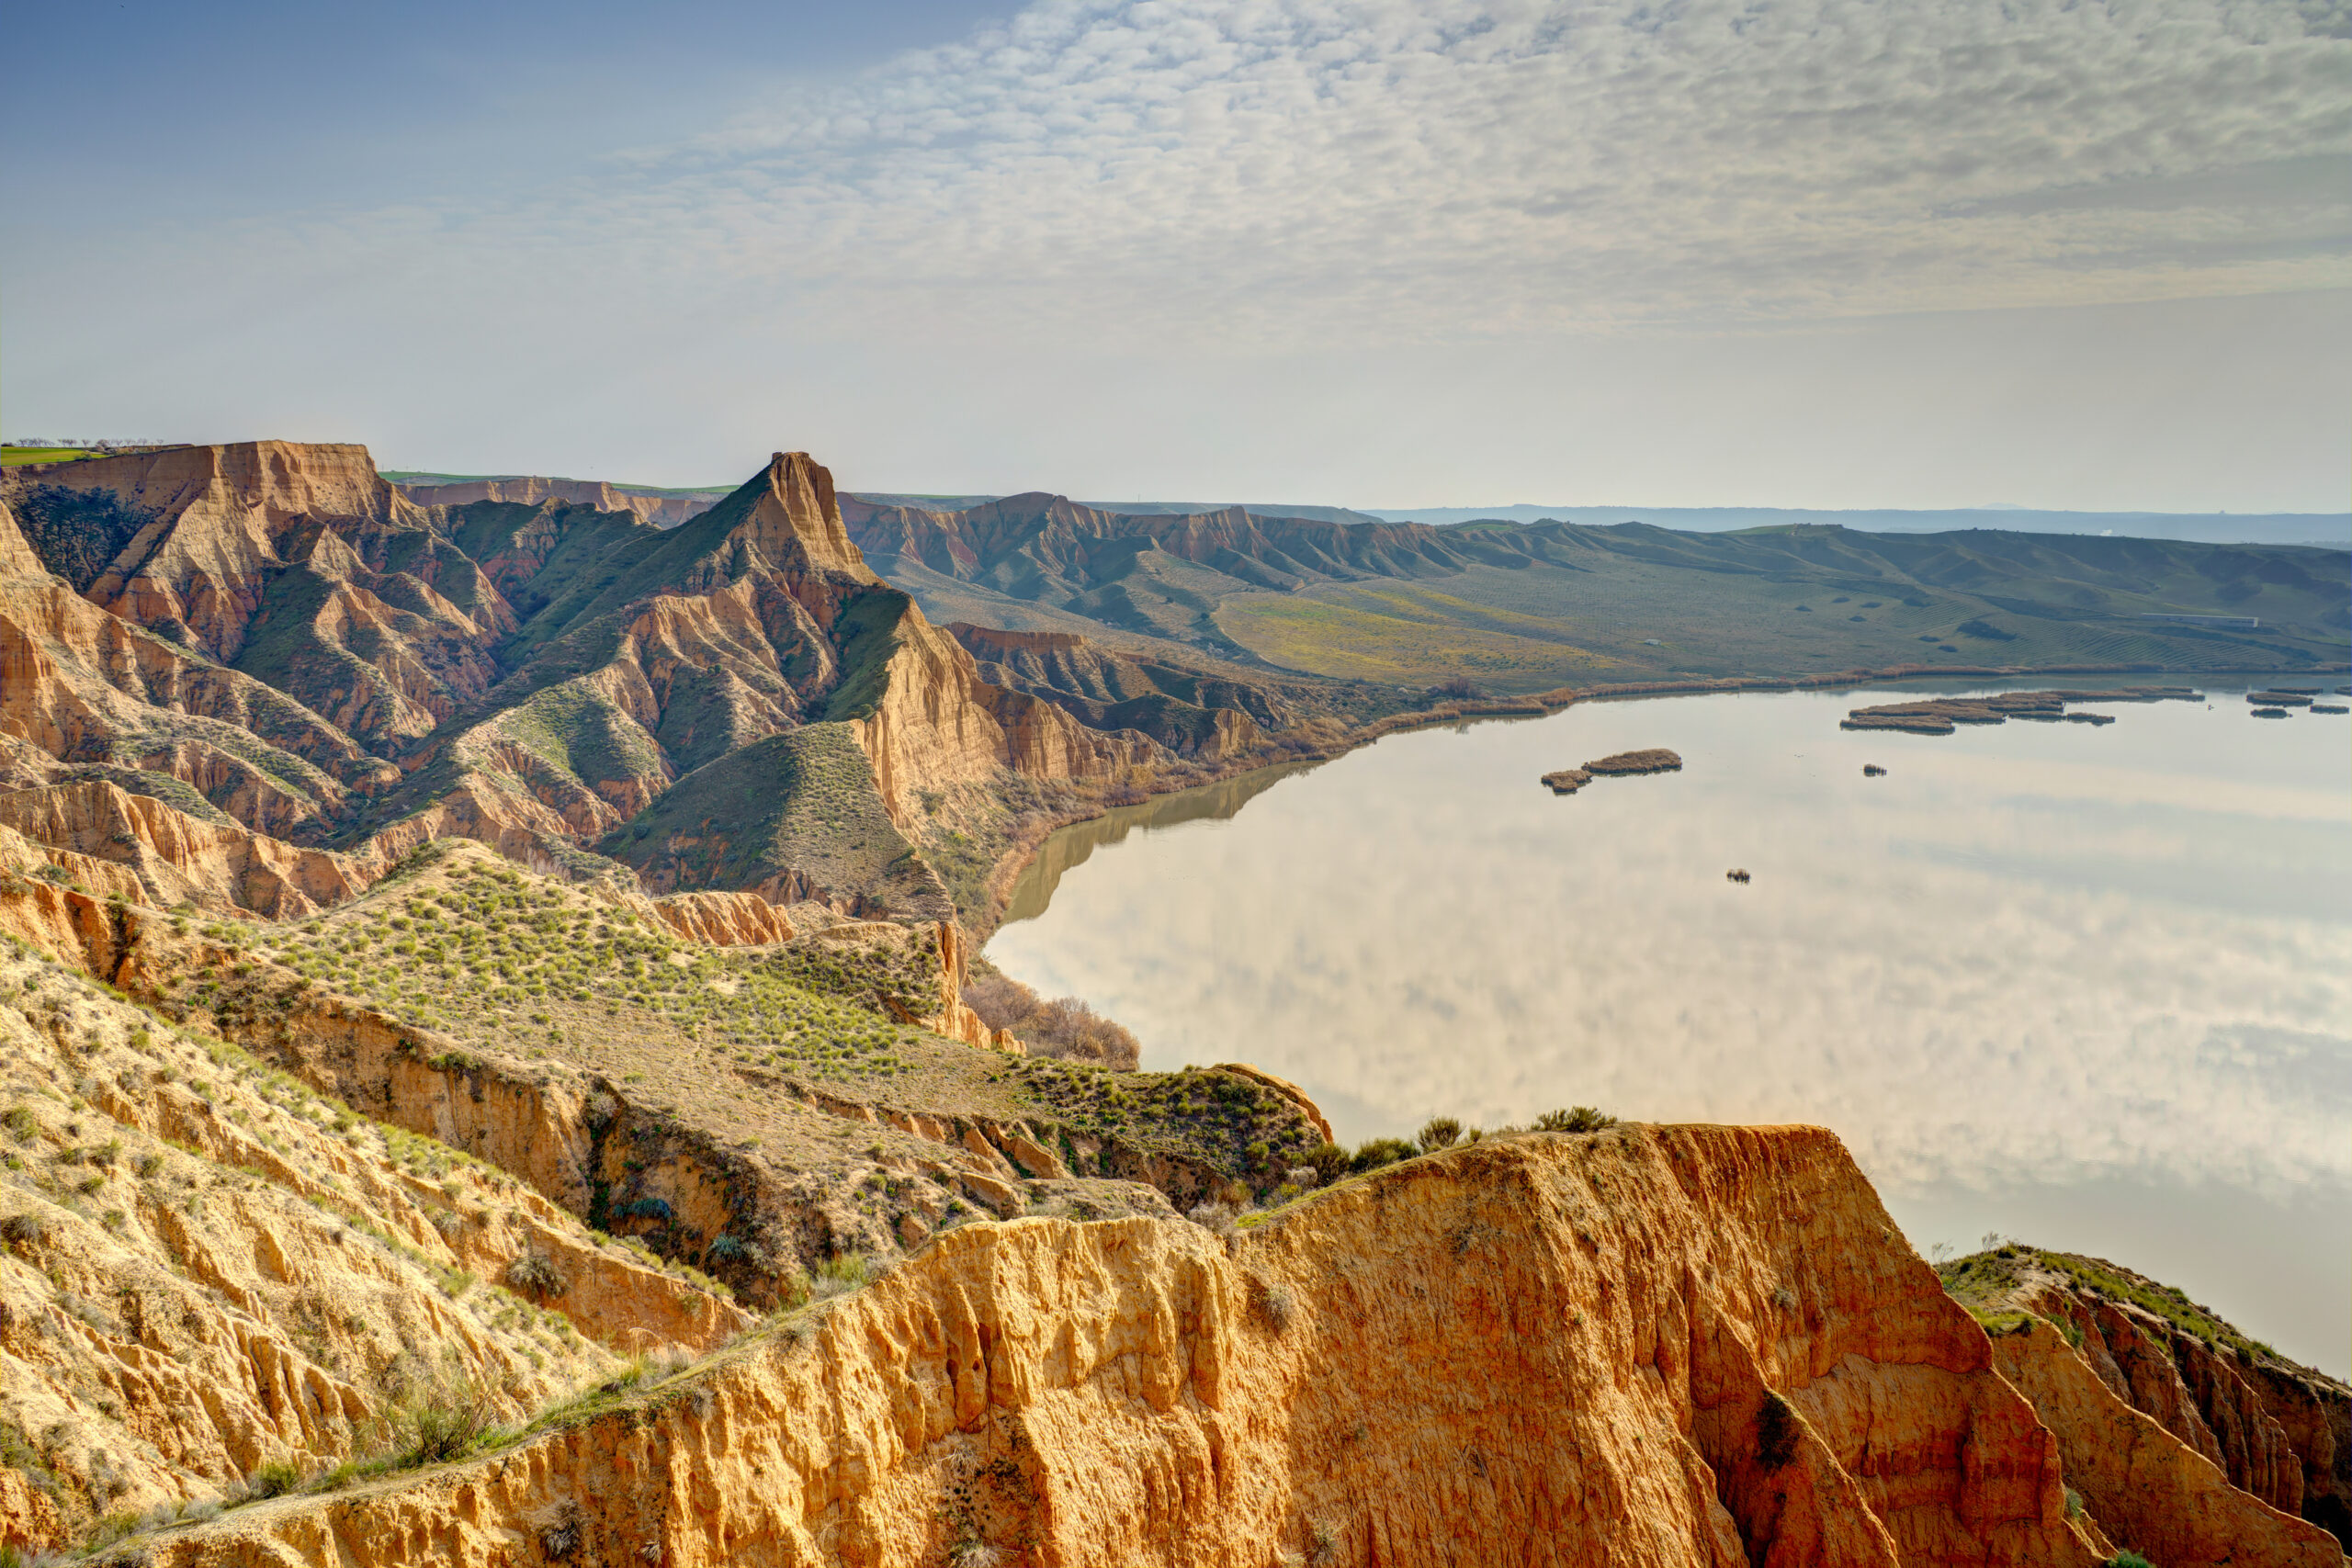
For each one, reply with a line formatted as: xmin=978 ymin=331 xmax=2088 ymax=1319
xmin=0 ymin=941 xmax=750 ymax=1552
xmin=0 ymin=782 xmax=374 ymax=919
xmin=396 ymin=476 xmax=717 ymax=529
xmin=650 ymin=890 xmax=798 ymax=947
xmin=952 ymin=623 xmax=1286 ymax=761
xmin=1941 ymin=1245 xmax=2352 ymax=1555
xmin=125 ymin=1126 xmax=2137 ymax=1568
xmin=4 ymin=446 xmax=1175 ymax=924
xmin=1990 ymin=1321 xmax=2339 ymax=1566
xmin=0 ymin=498 xmax=390 ymax=844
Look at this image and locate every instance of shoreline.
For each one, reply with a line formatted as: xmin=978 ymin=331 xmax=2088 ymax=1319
xmin=966 ymin=656 xmax=2352 ymax=939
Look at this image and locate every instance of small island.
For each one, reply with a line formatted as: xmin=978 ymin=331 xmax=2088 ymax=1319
xmin=1841 ymin=687 xmax=2197 ymax=734
xmin=1541 ymin=749 xmax=1682 ymax=794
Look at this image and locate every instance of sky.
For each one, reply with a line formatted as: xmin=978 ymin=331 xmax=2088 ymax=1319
xmin=4 ymin=0 xmax=2347 ymax=510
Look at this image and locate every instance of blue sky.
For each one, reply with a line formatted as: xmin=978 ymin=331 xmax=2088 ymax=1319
xmin=4 ymin=0 xmax=2346 ymax=509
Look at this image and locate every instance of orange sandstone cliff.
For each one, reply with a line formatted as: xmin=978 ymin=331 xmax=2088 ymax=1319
xmin=86 ymin=1124 xmax=2329 ymax=1568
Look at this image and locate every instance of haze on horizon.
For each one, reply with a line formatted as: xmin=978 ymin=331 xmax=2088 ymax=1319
xmin=3 ymin=0 xmax=2346 ymax=513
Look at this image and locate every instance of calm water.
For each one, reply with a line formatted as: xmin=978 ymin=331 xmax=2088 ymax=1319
xmin=989 ymin=678 xmax=2352 ymax=1374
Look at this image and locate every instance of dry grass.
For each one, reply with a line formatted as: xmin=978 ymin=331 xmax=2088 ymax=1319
xmin=964 ymin=973 xmax=1139 ymax=1069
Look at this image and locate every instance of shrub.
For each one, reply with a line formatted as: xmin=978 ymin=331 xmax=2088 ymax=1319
xmin=1416 ymin=1116 xmax=1462 ymax=1154
xmin=1348 ymin=1138 xmax=1416 ymax=1175
xmin=811 ymin=1253 xmax=870 ymax=1299
xmin=2064 ymin=1487 xmax=2084 ymax=1520
xmin=1187 ymin=1201 xmax=1237 ymax=1235
xmin=1756 ymin=1391 xmax=1803 ymax=1469
xmin=1534 ymin=1106 xmax=1618 ymax=1134
xmin=246 ymin=1458 xmax=304 ymax=1498
xmin=960 ymin=975 xmax=1139 ymax=1069
xmin=1 ymin=1106 xmax=34 ymax=1144
xmin=2106 ymin=1556 xmax=2154 ymax=1568
xmin=0 ymin=1213 xmax=46 ymax=1249
xmin=1305 ymin=1142 xmax=1351 ymax=1187
xmin=394 ymin=1382 xmax=494 ymax=1467
xmin=504 ymin=1251 xmax=568 ymax=1301
xmin=1256 ymin=1280 xmax=1295 ymax=1332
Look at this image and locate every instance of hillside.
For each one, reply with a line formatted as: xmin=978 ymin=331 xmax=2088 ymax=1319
xmin=0 ymin=440 xmax=2345 ymax=1564
xmin=841 ymin=494 xmax=2350 ymax=691
xmin=1939 ymin=1241 xmax=2351 ymax=1556
xmin=0 ymin=445 xmax=1273 ymax=931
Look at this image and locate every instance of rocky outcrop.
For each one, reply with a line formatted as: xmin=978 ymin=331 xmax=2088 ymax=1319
xmin=650 ymin=890 xmax=797 ymax=947
xmin=0 ymin=497 xmax=390 ymax=834
xmin=398 ymin=476 xmax=717 ymax=528
xmin=2 ymin=446 xmax=513 ymax=751
xmin=1212 ymin=1062 xmax=1334 ymax=1144
xmin=951 ymin=622 xmax=1287 ymax=761
xmin=1989 ymin=1320 xmax=2339 ymax=1565
xmin=1940 ymin=1242 xmax=2352 ymax=1553
xmin=4 ymin=442 xmax=422 ymax=662
xmin=121 ymin=1125 xmax=2139 ymax=1567
xmin=0 ymin=942 xmax=755 ymax=1552
xmin=0 ymin=781 xmax=373 ymax=918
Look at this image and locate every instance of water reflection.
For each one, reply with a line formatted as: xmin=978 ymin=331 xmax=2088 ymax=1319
xmin=988 ymin=678 xmax=2352 ymax=1372
xmin=999 ymin=758 xmax=1326 ymax=924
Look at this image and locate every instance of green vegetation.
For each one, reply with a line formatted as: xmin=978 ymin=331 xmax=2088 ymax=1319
xmin=1218 ymin=588 xmax=1623 ymax=689
xmin=856 ymin=498 xmax=2348 ymax=691
xmin=5 ymin=482 xmax=152 ymax=591
xmin=1534 ymin=1106 xmax=1618 ymax=1133
xmin=0 ymin=446 xmax=100 ymax=466
xmin=1937 ymin=1242 xmax=2279 ymax=1363
xmin=1756 ymin=1390 xmax=1804 ymax=1469
xmin=600 ymin=725 xmax=946 ymax=918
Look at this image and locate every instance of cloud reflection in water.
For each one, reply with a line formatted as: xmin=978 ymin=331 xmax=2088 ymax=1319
xmin=989 ymin=683 xmax=2352 ymax=1365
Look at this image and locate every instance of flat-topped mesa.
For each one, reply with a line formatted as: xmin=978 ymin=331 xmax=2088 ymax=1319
xmin=0 ymin=440 xmax=428 ymax=661
xmin=397 ymin=476 xmax=717 ymax=528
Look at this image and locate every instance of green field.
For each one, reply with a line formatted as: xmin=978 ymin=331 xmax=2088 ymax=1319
xmin=0 ymin=446 xmax=99 ymax=466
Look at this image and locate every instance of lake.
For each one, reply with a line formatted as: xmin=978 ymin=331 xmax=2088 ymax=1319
xmin=987 ymin=677 xmax=2352 ymax=1375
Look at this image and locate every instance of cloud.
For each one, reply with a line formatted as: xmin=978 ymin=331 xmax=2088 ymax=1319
xmin=639 ymin=0 xmax=2352 ymax=343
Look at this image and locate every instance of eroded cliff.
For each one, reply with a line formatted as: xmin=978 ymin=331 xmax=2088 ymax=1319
xmin=91 ymin=1124 xmax=2204 ymax=1567
xmin=1941 ymin=1243 xmax=2352 ymax=1558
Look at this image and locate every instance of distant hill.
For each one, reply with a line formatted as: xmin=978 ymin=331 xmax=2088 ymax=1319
xmin=1359 ymin=502 xmax=2351 ymax=547
xmin=841 ymin=491 xmax=2350 ymax=691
